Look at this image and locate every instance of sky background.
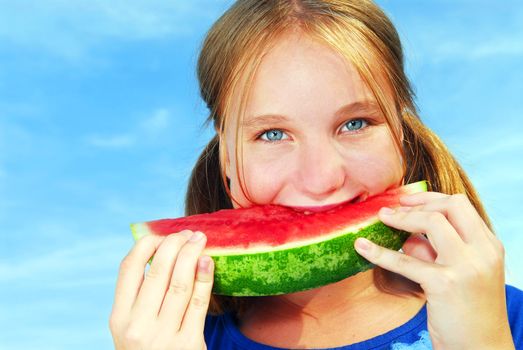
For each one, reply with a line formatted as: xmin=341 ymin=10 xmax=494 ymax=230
xmin=1 ymin=1 xmax=522 ymax=349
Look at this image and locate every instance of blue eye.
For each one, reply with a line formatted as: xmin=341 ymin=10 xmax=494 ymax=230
xmin=342 ymin=119 xmax=368 ymax=132
xmin=260 ymin=129 xmax=285 ymax=142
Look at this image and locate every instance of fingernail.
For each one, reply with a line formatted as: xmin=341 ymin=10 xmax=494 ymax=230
xmin=380 ymin=207 xmax=395 ymax=215
xmin=179 ymin=230 xmax=193 ymax=238
xmin=189 ymin=231 xmax=205 ymax=242
xmin=198 ymin=256 xmax=212 ymax=273
xmin=355 ymin=238 xmax=372 ymax=252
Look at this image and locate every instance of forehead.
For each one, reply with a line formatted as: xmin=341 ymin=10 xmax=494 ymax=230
xmin=230 ymin=32 xmax=379 ymax=125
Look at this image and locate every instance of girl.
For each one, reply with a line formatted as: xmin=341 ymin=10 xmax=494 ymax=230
xmin=110 ymin=1 xmax=522 ymax=349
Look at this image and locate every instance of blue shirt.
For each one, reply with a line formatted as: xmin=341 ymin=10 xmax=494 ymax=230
xmin=204 ymin=285 xmax=523 ymax=349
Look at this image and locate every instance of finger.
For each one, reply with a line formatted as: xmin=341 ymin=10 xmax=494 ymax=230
xmin=379 ymin=208 xmax=465 ymax=262
xmin=399 ymin=191 xmax=449 ymax=206
xmin=158 ymin=231 xmax=207 ymax=331
xmin=111 ymin=235 xmax=164 ymax=321
xmin=180 ymin=255 xmax=215 ymax=334
xmin=131 ymin=231 xmax=193 ymax=320
xmin=355 ymin=237 xmax=439 ymax=286
xmin=402 ymin=234 xmax=437 ymax=263
xmin=401 ymin=193 xmax=487 ymax=244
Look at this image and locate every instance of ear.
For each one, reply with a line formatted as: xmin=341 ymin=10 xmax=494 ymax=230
xmin=217 ymin=133 xmax=231 ymax=180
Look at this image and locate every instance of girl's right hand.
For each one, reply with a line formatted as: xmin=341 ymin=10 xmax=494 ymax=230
xmin=109 ymin=230 xmax=214 ymax=350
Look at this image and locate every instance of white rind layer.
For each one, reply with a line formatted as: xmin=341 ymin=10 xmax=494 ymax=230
xmin=202 ymin=217 xmax=380 ymax=256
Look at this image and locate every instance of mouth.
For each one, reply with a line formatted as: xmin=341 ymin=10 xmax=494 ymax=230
xmin=289 ymin=193 xmax=368 ymax=214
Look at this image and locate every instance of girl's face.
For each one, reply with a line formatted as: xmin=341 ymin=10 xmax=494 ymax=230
xmin=224 ymin=32 xmax=404 ymax=210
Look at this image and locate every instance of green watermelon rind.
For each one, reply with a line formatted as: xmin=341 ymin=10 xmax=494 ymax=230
xmin=130 ymin=220 xmax=408 ymax=296
xmin=131 ymin=221 xmax=407 ymax=296
xmin=210 ymin=222 xmax=408 ymax=296
xmin=131 ymin=222 xmax=151 ymax=242
xmin=130 ymin=180 xmax=426 ymax=296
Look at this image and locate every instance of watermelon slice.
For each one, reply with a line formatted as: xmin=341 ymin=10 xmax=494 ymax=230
xmin=131 ymin=181 xmax=427 ymax=296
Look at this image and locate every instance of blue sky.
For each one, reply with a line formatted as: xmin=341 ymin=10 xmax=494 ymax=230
xmin=1 ymin=1 xmax=522 ymax=349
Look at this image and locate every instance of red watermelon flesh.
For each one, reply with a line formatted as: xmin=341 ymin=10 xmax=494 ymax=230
xmin=131 ymin=181 xmax=427 ymax=296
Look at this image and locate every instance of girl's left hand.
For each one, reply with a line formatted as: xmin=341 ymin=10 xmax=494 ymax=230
xmin=355 ymin=192 xmax=515 ymax=350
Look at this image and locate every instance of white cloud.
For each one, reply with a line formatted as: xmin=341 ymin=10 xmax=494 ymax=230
xmin=85 ymin=107 xmax=172 ymax=149
xmin=431 ymin=38 xmax=523 ymax=62
xmin=140 ymin=107 xmax=170 ymax=135
xmin=0 ymin=234 xmax=130 ymax=282
xmin=1 ymin=315 xmax=111 ymax=350
xmin=455 ymin=134 xmax=523 ymax=166
xmin=2 ymin=328 xmax=111 ymax=350
xmin=393 ymin=3 xmax=523 ymax=64
xmin=469 ymin=39 xmax=523 ymax=59
xmin=0 ymin=232 xmax=131 ymax=348
xmin=86 ymin=134 xmax=135 ymax=148
xmin=0 ymin=117 xmax=34 ymax=157
xmin=0 ymin=0 xmax=233 ymax=62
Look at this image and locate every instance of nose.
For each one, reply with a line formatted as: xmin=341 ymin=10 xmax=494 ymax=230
xmin=296 ymin=139 xmax=346 ymax=199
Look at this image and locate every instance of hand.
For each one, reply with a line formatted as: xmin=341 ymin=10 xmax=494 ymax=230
xmin=355 ymin=192 xmax=515 ymax=350
xmin=109 ymin=230 xmax=214 ymax=350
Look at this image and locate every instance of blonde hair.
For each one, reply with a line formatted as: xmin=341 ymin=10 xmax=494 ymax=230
xmin=186 ymin=0 xmax=492 ymax=316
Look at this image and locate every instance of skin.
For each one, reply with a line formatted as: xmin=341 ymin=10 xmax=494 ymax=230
xmin=109 ymin=31 xmax=515 ymax=349
xmin=109 ymin=231 xmax=213 ymax=350
xmin=224 ymin=31 xmax=418 ymax=347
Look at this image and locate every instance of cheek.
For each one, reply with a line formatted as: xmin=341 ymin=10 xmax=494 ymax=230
xmin=246 ymin=151 xmax=293 ymax=204
xmin=345 ymin=133 xmax=403 ymax=192
xmin=229 ymin=148 xmax=291 ymax=207
xmin=228 ymin=128 xmax=403 ymax=207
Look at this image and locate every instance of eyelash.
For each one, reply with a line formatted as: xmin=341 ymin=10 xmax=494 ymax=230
xmin=255 ymin=118 xmax=372 ymax=143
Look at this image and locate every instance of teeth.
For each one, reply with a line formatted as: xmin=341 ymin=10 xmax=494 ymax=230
xmin=351 ymin=193 xmax=368 ymax=204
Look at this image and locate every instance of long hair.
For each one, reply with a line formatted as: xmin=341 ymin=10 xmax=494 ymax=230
xmin=185 ymin=0 xmax=492 ymax=316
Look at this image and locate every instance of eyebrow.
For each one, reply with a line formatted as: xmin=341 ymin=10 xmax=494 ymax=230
xmin=242 ymin=100 xmax=381 ymax=130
